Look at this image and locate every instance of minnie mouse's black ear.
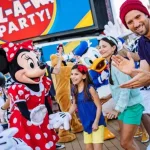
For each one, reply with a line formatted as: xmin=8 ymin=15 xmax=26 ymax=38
xmin=0 ymin=48 xmax=9 ymax=74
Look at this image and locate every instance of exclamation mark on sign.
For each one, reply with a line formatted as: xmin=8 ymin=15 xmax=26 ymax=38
xmin=45 ymin=9 xmax=51 ymax=19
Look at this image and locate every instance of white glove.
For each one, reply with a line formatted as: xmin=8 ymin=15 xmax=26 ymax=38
xmin=101 ymin=71 xmax=109 ymax=81
xmin=62 ymin=52 xmax=74 ymax=62
xmin=0 ymin=127 xmax=18 ymax=150
xmin=62 ymin=54 xmax=69 ymax=61
xmin=0 ymin=127 xmax=32 ymax=150
xmin=15 ymin=138 xmax=32 ymax=150
xmin=104 ymin=21 xmax=123 ymax=51
xmin=30 ymin=105 xmax=47 ymax=126
xmin=104 ymin=21 xmax=122 ymax=38
xmin=48 ymin=113 xmax=55 ymax=129
xmin=0 ymin=106 xmax=6 ymax=123
xmin=49 ymin=113 xmax=69 ymax=130
xmin=49 ymin=112 xmax=72 ymax=130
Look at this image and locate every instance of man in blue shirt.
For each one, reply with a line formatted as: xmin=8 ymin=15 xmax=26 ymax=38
xmin=112 ymin=0 xmax=150 ymax=88
xmin=111 ymin=1 xmax=150 ymax=149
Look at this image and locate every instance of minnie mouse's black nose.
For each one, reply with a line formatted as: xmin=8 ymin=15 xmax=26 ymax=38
xmin=39 ymin=62 xmax=46 ymax=70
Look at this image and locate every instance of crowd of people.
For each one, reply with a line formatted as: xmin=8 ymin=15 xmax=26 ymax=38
xmin=0 ymin=0 xmax=150 ymax=150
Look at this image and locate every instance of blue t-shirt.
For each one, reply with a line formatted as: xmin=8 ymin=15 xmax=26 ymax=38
xmin=72 ymin=84 xmax=106 ymax=134
xmin=136 ymin=36 xmax=150 ymax=90
xmin=138 ymin=36 xmax=150 ymax=64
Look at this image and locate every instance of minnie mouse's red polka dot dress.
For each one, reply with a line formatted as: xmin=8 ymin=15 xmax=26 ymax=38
xmin=8 ymin=76 xmax=59 ymax=150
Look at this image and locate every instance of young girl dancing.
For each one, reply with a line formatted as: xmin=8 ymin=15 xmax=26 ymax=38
xmin=98 ymin=36 xmax=144 ymax=150
xmin=69 ymin=64 xmax=106 ymax=150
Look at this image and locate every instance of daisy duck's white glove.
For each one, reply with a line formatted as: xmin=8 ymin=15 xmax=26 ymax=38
xmin=30 ymin=105 xmax=47 ymax=126
xmin=0 ymin=127 xmax=32 ymax=150
xmin=49 ymin=112 xmax=72 ymax=130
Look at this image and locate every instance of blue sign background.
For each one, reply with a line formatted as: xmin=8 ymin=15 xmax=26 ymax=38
xmin=48 ymin=0 xmax=94 ymax=34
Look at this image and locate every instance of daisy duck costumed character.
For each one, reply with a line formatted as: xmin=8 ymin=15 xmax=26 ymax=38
xmin=74 ymin=41 xmax=115 ymax=140
xmin=0 ymin=40 xmax=71 ymax=150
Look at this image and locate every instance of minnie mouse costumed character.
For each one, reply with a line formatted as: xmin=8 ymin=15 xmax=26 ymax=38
xmin=0 ymin=40 xmax=71 ymax=150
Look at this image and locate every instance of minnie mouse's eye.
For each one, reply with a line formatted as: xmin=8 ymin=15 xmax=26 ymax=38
xmin=30 ymin=62 xmax=34 ymax=68
xmin=28 ymin=59 xmax=34 ymax=69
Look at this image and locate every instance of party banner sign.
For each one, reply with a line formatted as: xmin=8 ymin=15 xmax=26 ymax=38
xmin=0 ymin=0 xmax=94 ymax=44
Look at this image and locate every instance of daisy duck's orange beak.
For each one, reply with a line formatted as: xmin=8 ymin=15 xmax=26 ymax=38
xmin=90 ymin=57 xmax=106 ymax=72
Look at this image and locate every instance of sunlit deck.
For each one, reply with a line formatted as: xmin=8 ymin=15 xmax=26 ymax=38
xmin=61 ymin=120 xmax=149 ymax=150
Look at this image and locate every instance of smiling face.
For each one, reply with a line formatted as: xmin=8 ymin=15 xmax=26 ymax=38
xmin=15 ymin=51 xmax=46 ymax=84
xmin=125 ymin=10 xmax=150 ymax=36
xmin=70 ymin=69 xmax=86 ymax=85
xmin=57 ymin=46 xmax=64 ymax=54
xmin=99 ymin=40 xmax=116 ymax=59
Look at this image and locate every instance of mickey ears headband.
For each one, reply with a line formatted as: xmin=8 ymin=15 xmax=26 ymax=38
xmin=1 ymin=40 xmax=34 ymax=62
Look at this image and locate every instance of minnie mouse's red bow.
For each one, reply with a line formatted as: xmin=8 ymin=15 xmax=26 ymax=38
xmin=77 ymin=65 xmax=88 ymax=73
xmin=1 ymin=40 xmax=34 ymax=62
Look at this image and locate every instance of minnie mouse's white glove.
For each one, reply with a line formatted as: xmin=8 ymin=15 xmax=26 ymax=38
xmin=0 ymin=127 xmax=32 ymax=150
xmin=14 ymin=138 xmax=32 ymax=150
xmin=30 ymin=105 xmax=47 ymax=126
xmin=49 ymin=112 xmax=72 ymax=130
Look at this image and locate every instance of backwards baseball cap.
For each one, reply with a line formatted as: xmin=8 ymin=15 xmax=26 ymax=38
xmin=120 ymin=0 xmax=150 ymax=28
